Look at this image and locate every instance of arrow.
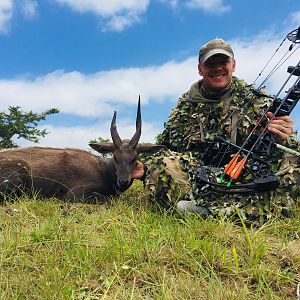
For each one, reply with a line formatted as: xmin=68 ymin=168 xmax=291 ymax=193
xmin=224 ymin=153 xmax=240 ymax=175
xmin=230 ymin=157 xmax=247 ymax=179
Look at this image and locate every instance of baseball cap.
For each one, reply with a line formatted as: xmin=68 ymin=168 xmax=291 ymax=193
xmin=199 ymin=39 xmax=234 ymax=64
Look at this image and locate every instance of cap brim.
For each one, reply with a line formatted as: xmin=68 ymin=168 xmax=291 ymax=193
xmin=200 ymin=49 xmax=233 ymax=63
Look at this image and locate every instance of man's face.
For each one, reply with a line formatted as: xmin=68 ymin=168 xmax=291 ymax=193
xmin=198 ymin=54 xmax=236 ymax=92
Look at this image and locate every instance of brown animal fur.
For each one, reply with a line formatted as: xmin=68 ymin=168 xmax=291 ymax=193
xmin=0 ymin=98 xmax=164 ymax=202
xmin=0 ymin=147 xmax=117 ymax=202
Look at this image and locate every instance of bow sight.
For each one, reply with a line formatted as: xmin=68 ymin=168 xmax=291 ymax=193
xmin=196 ymin=27 xmax=300 ymax=195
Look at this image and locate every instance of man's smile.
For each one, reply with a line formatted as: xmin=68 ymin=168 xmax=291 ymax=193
xmin=210 ymin=73 xmax=226 ymax=79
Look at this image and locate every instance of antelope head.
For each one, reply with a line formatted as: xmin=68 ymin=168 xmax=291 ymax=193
xmin=89 ymin=96 xmax=164 ymax=192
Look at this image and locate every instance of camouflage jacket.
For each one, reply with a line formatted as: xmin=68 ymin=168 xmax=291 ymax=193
xmin=158 ymin=76 xmax=272 ymax=157
xmin=153 ymin=76 xmax=299 ymax=218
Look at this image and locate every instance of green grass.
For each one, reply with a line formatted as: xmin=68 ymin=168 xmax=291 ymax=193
xmin=0 ymin=182 xmax=299 ymax=299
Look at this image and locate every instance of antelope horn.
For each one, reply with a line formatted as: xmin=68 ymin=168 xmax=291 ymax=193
xmin=110 ymin=111 xmax=123 ymax=149
xmin=129 ymin=95 xmax=142 ymax=149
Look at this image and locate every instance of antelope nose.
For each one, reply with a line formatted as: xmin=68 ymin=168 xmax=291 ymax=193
xmin=118 ymin=179 xmax=130 ymax=191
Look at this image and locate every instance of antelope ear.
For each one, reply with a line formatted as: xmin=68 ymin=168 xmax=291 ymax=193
xmin=136 ymin=143 xmax=165 ymax=154
xmin=89 ymin=142 xmax=115 ymax=153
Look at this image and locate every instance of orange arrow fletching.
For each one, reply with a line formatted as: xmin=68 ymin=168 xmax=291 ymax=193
xmin=224 ymin=153 xmax=240 ymax=175
xmin=230 ymin=157 xmax=247 ymax=179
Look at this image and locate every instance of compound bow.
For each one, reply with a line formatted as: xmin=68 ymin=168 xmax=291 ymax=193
xmin=196 ymin=26 xmax=300 ymax=196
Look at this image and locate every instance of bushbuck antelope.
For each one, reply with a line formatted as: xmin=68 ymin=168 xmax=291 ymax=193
xmin=0 ymin=98 xmax=164 ymax=203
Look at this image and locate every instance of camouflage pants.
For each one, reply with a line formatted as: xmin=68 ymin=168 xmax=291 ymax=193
xmin=144 ymin=150 xmax=299 ymax=221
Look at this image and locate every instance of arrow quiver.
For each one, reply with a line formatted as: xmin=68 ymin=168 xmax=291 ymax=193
xmin=196 ymin=28 xmax=300 ymax=196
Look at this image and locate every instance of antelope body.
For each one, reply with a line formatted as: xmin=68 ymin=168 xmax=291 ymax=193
xmin=0 ymin=98 xmax=163 ymax=202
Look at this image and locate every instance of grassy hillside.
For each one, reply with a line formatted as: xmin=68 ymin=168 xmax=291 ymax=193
xmin=0 ymin=182 xmax=299 ymax=299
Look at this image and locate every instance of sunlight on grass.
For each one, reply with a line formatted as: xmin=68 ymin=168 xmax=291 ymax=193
xmin=0 ymin=182 xmax=299 ymax=299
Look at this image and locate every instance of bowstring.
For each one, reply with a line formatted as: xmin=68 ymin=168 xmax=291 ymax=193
xmin=258 ymin=44 xmax=300 ymax=89
xmin=207 ymin=28 xmax=300 ymax=183
xmin=245 ymin=62 xmax=300 ymax=156
xmin=253 ymin=36 xmax=286 ymax=86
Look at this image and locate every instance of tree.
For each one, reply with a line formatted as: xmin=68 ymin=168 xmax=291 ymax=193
xmin=0 ymin=106 xmax=59 ymax=148
xmin=89 ymin=137 xmax=110 ymax=144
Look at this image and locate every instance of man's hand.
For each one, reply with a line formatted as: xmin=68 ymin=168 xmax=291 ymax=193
xmin=131 ymin=160 xmax=145 ymax=179
xmin=267 ymin=112 xmax=294 ymax=144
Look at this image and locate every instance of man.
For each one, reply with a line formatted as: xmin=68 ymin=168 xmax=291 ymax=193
xmin=133 ymin=39 xmax=299 ymax=221
xmin=195 ymin=39 xmax=294 ymax=143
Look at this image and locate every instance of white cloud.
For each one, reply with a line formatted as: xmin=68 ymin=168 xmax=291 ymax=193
xmin=0 ymin=0 xmax=13 ymax=34
xmin=102 ymin=13 xmax=140 ymax=32
xmin=54 ymin=0 xmax=149 ymax=16
xmin=22 ymin=0 xmax=38 ymax=19
xmin=0 ymin=0 xmax=39 ymax=34
xmin=0 ymin=58 xmax=197 ymax=118
xmin=54 ymin=0 xmax=149 ymax=31
xmin=18 ymin=120 xmax=162 ymax=149
xmin=3 ymin=28 xmax=300 ymax=148
xmin=185 ymin=0 xmax=230 ymax=14
xmin=232 ymin=33 xmax=299 ymax=94
xmin=158 ymin=0 xmax=178 ymax=9
xmin=1 ymin=34 xmax=297 ymax=119
xmin=51 ymin=0 xmax=232 ymax=30
xmin=290 ymin=10 xmax=300 ymax=25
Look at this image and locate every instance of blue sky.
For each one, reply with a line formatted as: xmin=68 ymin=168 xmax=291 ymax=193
xmin=0 ymin=0 xmax=299 ymax=149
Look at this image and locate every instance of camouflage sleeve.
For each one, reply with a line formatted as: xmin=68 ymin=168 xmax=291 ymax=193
xmin=156 ymin=92 xmax=190 ymax=152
